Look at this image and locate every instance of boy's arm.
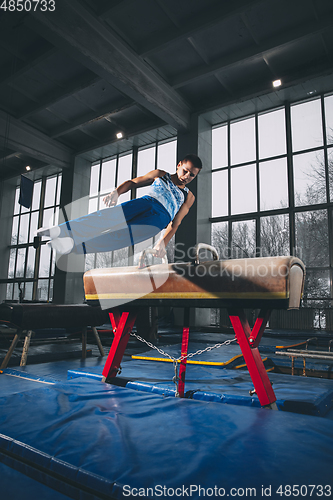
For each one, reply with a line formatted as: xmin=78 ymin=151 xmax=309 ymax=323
xmin=103 ymin=169 xmax=166 ymax=207
xmin=153 ymin=191 xmax=195 ymax=258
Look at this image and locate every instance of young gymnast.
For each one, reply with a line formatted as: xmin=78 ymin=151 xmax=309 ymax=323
xmin=37 ymin=154 xmax=202 ymax=258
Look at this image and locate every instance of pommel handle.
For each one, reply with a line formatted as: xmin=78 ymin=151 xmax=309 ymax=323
xmin=194 ymin=243 xmax=219 ymax=264
xmin=138 ymin=248 xmax=168 ymax=269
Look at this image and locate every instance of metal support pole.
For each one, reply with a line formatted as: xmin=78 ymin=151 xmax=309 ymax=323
xmin=20 ymin=330 xmax=32 ymax=367
xmin=82 ymin=326 xmax=87 ymax=359
xmin=0 ymin=329 xmax=24 ymax=370
xmin=92 ymin=326 xmax=105 ymax=356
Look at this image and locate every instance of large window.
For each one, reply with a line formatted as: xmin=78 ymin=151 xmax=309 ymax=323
xmin=7 ymin=174 xmax=62 ymax=302
xmin=86 ymin=140 xmax=177 ymax=270
xmin=211 ymin=93 xmax=333 ymax=304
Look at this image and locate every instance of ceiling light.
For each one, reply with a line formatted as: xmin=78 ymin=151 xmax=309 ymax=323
xmin=273 ymin=79 xmax=282 ymax=88
xmin=116 ymin=132 xmax=123 ymax=139
xmin=26 ymin=166 xmax=31 ymax=171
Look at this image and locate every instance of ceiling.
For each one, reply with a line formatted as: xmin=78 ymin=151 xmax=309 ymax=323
xmin=1 ymin=0 xmax=333 ymax=181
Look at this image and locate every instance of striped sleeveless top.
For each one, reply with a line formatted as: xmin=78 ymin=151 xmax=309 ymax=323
xmin=146 ymin=172 xmax=189 ymax=220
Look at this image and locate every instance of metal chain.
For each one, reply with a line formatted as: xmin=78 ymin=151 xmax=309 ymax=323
xmin=130 ymin=331 xmax=237 ymax=363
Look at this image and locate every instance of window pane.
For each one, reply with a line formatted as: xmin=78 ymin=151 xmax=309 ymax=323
xmin=295 ymin=210 xmax=328 ymax=266
xmin=26 ymin=246 xmax=35 ymax=278
xmin=39 ymin=245 xmax=51 ymax=278
xmin=258 ymin=108 xmax=286 ymax=159
xmin=329 ymin=148 xmax=333 ymax=201
xmin=291 ymin=99 xmax=323 ymax=152
xmin=14 ymin=187 xmax=20 ymax=215
xmin=324 ymin=94 xmax=333 ymax=145
xmin=44 ymin=176 xmax=57 ymax=207
xmin=13 ymin=283 xmax=19 ymax=301
xmin=157 ymin=140 xmax=177 ymax=174
xmin=54 ymin=207 xmax=60 ymax=226
xmin=101 ymin=159 xmax=116 ymax=194
xmin=8 ymin=249 xmax=16 ymax=278
xmin=24 ymin=282 xmax=33 ymax=301
xmin=112 ymin=248 xmax=128 ymax=267
xmin=232 ymin=220 xmax=256 ymax=258
xmin=117 ymin=154 xmax=132 ymax=202
xmin=211 ymin=222 xmax=228 ymax=260
xmin=293 ymin=150 xmax=326 ymax=206
xmin=43 ymin=207 xmax=55 ymax=228
xmin=304 ymin=270 xmax=330 ymax=301
xmin=96 ymin=251 xmax=113 ymax=268
xmin=231 ymin=164 xmax=257 ymax=215
xmin=212 ymin=126 xmax=228 ymax=168
xmin=51 ymin=250 xmax=56 ymax=276
xmin=90 ymin=164 xmax=100 ymax=196
xmin=138 ymin=146 xmax=156 ymax=176
xmin=56 ymin=175 xmax=62 ymax=206
xmin=37 ymin=279 xmax=49 ymax=301
xmin=18 ymin=213 xmax=29 ymax=244
xmin=212 ymin=170 xmax=228 ymax=217
xmin=137 ymin=147 xmax=156 ymax=198
xmin=29 ymin=211 xmax=39 ymax=243
xmin=6 ymin=283 xmax=13 ymax=301
xmin=231 ymin=117 xmax=255 ymax=165
xmin=16 ymin=248 xmax=26 ymax=277
xmin=32 ymin=181 xmax=41 ymax=211
xmin=260 ymin=158 xmax=288 ymax=211
xmin=49 ymin=280 xmax=54 ymax=302
xmin=89 ymin=197 xmax=98 ymax=214
xmin=85 ymin=253 xmax=96 ymax=272
xmin=260 ymin=214 xmax=289 ymax=256
xmin=11 ymin=216 xmax=19 ymax=245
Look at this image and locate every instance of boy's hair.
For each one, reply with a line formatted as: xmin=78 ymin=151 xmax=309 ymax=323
xmin=181 ymin=154 xmax=202 ymax=170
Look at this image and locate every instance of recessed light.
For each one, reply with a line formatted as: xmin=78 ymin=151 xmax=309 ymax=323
xmin=116 ymin=132 xmax=123 ymax=139
xmin=273 ymin=79 xmax=282 ymax=88
xmin=26 ymin=166 xmax=31 ymax=171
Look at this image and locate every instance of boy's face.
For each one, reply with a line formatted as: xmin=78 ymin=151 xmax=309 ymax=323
xmin=176 ymin=161 xmax=200 ymax=185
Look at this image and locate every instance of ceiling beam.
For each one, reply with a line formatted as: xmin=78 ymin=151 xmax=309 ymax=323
xmin=76 ymin=117 xmax=167 ymax=156
xmin=171 ymin=13 xmax=333 ymax=89
xmin=18 ymin=73 xmax=100 ymax=120
xmin=0 ymin=45 xmax=57 ymax=87
xmin=194 ymin=62 xmax=333 ymax=116
xmin=0 ymin=110 xmax=73 ymax=169
xmin=95 ymin=0 xmax=136 ymax=20
xmin=27 ymin=0 xmax=190 ymax=131
xmin=50 ymin=101 xmax=133 ymax=138
xmin=138 ymin=0 xmax=266 ymax=57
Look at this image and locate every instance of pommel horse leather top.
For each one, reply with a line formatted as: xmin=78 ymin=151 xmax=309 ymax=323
xmin=83 ymin=248 xmax=305 ymax=409
xmin=84 ymin=254 xmax=305 ymax=310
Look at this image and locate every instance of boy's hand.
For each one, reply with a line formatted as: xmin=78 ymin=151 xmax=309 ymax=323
xmin=153 ymin=241 xmax=166 ymax=259
xmin=103 ymin=190 xmax=118 ymax=207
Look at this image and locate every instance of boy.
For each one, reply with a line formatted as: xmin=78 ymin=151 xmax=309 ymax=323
xmin=37 ymin=154 xmax=202 ymax=258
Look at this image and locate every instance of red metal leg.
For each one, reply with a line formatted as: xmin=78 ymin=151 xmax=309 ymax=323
xmin=178 ymin=326 xmax=190 ymax=398
xmin=102 ymin=310 xmax=137 ymax=381
xmin=228 ymin=308 xmax=276 ymax=407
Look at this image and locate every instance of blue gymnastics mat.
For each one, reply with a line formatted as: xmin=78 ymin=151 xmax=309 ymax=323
xmin=0 ymin=376 xmax=333 ymax=500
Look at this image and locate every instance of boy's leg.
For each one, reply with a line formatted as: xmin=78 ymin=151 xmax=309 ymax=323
xmin=47 ymin=197 xmax=171 ymax=255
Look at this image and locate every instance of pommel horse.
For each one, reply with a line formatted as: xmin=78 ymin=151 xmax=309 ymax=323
xmin=84 ymin=244 xmax=305 ymax=409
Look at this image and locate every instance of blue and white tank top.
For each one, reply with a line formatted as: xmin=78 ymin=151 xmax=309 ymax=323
xmin=146 ymin=172 xmax=189 ymax=220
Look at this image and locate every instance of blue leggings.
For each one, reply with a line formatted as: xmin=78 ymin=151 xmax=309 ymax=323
xmin=58 ymin=196 xmax=171 ymax=254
